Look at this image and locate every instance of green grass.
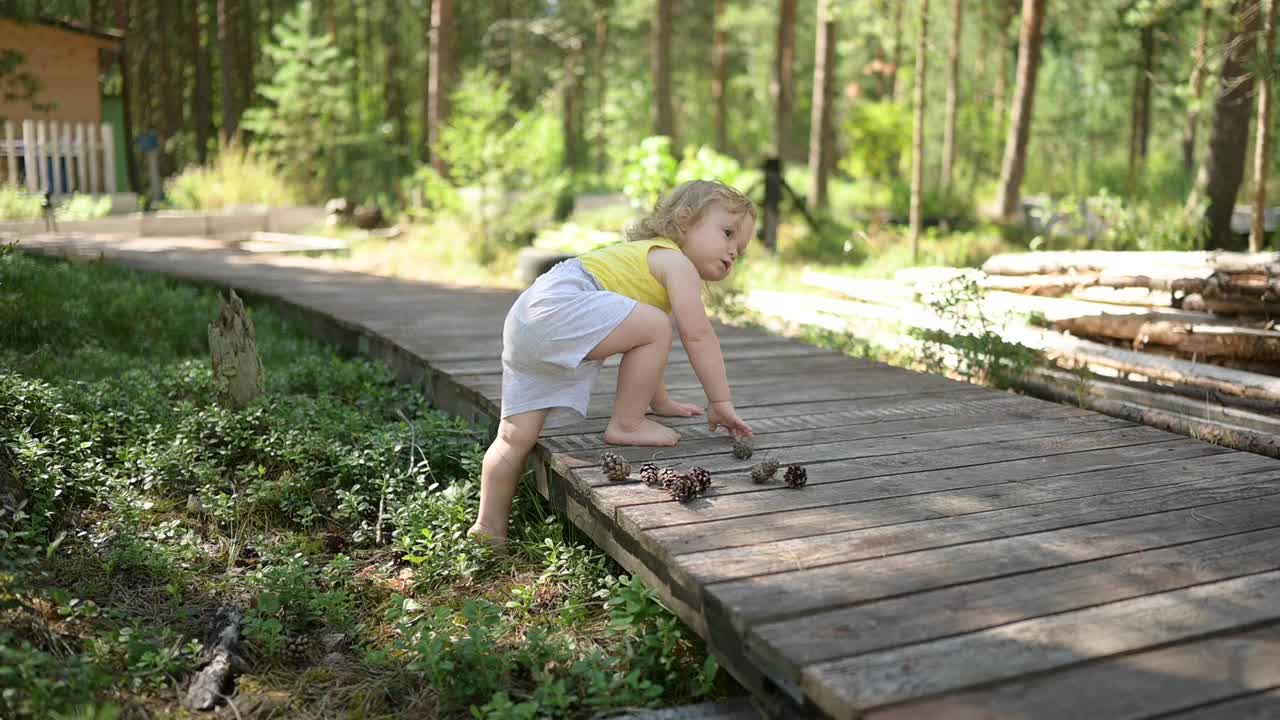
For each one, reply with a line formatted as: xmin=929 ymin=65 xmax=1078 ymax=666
xmin=0 ymin=252 xmax=722 ymax=719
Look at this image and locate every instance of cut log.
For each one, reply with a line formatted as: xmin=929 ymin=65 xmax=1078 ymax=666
xmin=1021 ymin=367 xmax=1280 ymax=459
xmin=209 ymin=289 xmax=265 ymax=410
xmin=979 ymin=273 xmax=1098 ymax=296
xmin=747 ymin=288 xmax=1280 ymax=403
xmin=1053 ymin=313 xmax=1280 ymax=360
xmin=183 ymin=606 xmax=244 ymax=711
xmin=981 ymin=250 xmax=1280 ymax=276
xmin=1183 ymin=293 xmax=1280 ymax=317
xmin=1069 ymin=285 xmax=1174 ymax=307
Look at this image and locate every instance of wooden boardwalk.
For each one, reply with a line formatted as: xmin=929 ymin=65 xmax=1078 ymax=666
xmin=15 ymin=232 xmax=1280 ymax=719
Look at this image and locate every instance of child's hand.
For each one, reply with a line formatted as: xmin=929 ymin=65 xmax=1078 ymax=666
xmin=650 ymin=397 xmax=705 ymax=417
xmin=707 ymin=401 xmax=753 ymax=439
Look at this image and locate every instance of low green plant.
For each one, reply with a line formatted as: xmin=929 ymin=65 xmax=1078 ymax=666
xmin=165 ymin=147 xmax=299 ymax=210
xmin=910 ymin=270 xmax=1041 ymax=389
xmin=0 ymin=186 xmax=41 ymax=219
xmin=54 ymin=194 xmax=112 ymax=221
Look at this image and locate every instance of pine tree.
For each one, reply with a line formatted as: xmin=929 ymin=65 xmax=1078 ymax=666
xmin=242 ymin=1 xmax=354 ymax=198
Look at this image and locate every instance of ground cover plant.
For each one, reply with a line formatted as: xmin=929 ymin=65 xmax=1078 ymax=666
xmin=0 ymin=250 xmax=721 ymax=719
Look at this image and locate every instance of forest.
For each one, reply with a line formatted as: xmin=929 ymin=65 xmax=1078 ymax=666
xmin=4 ymin=0 xmax=1277 ymax=255
xmin=2 ymin=1 xmax=1280 ymax=718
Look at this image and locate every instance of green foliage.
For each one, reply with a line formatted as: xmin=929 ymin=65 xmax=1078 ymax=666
xmin=165 ymin=147 xmax=299 ymax=210
xmin=241 ymin=1 xmax=355 ymax=201
xmin=402 ymin=164 xmax=463 ymax=221
xmin=840 ymin=101 xmax=910 ymax=182
xmin=617 ymin=137 xmax=758 ymax=211
xmin=440 ymin=68 xmax=562 ymax=191
xmin=54 ymin=195 xmax=112 ymax=222
xmin=910 ymin=271 xmax=1041 ymax=389
xmin=0 ymin=253 xmax=720 ymax=716
xmin=0 ymin=186 xmax=42 ymax=220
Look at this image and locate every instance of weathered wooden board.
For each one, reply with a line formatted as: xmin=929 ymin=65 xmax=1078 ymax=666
xmin=802 ymin=569 xmax=1280 ymax=718
xmin=865 ymin=626 xmax=1280 ymax=720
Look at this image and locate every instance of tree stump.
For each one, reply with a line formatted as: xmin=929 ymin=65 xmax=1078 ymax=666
xmin=209 ymin=290 xmax=264 ymax=410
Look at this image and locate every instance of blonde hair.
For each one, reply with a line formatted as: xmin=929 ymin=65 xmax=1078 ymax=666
xmin=625 ymin=179 xmax=756 ymax=244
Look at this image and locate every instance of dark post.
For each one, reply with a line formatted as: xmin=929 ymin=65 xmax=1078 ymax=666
xmin=762 ymin=155 xmax=782 ymax=251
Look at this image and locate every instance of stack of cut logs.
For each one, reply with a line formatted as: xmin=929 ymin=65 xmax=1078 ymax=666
xmin=753 ymin=250 xmax=1280 ymax=459
xmin=978 ymin=251 xmax=1280 ymax=374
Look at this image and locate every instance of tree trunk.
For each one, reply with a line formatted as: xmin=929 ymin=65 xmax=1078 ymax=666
xmin=217 ymin=0 xmax=241 ymax=142
xmin=995 ymin=0 xmax=1049 ymax=220
xmin=113 ymin=0 xmax=139 ymax=191
xmin=910 ymin=0 xmax=930 ymax=257
xmin=1251 ymin=0 xmax=1278 ymax=252
xmin=595 ymin=2 xmax=610 ymax=174
xmin=1183 ymin=2 xmax=1212 ymax=176
xmin=774 ymin=0 xmax=797 ymax=160
xmin=160 ymin=2 xmax=183 ymax=171
xmin=89 ymin=0 xmax=103 ymax=29
xmin=807 ymin=0 xmax=836 ymax=210
xmin=1188 ymin=0 xmax=1263 ymax=250
xmin=420 ymin=0 xmax=431 ymax=163
xmin=941 ymin=0 xmax=963 ymax=192
xmin=712 ymin=0 xmax=729 ymax=153
xmin=239 ymin=0 xmax=255 ymax=114
xmin=428 ymin=0 xmax=452 ymax=176
xmin=889 ymin=0 xmax=904 ymax=100
xmin=384 ymin=0 xmax=408 ymax=150
xmin=562 ymin=48 xmax=583 ymax=172
xmin=992 ymin=1 xmax=1016 ymax=158
xmin=193 ymin=0 xmax=212 ymax=164
xmin=1128 ymin=23 xmax=1155 ymax=196
xmin=653 ymin=0 xmax=675 ymax=139
xmin=209 ymin=290 xmax=264 ymax=410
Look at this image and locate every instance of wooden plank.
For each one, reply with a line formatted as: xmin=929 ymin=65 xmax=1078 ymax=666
xmin=22 ymin=120 xmax=37 ymax=192
xmin=544 ymin=393 xmax=1076 ymax=454
xmin=1155 ymin=688 xmax=1280 ymax=719
xmin=74 ymin=123 xmax=88 ymax=192
xmin=570 ymin=414 xmax=1133 ymax=486
xmin=538 ymin=387 xmax=997 ymax=438
xmin=554 ymin=403 xmax=1091 ymax=473
xmin=614 ymin=437 xmax=1227 ymax=540
xmin=749 ymin=513 xmax=1280 ymax=671
xmin=86 ymin=122 xmax=98 ymax=193
xmin=678 ymin=456 xmax=1280 ymax=587
xmin=801 ymin=569 xmax=1280 ymax=718
xmin=432 ymin=340 xmax=838 ymax=377
xmin=585 ymin=424 xmax=1178 ymax=526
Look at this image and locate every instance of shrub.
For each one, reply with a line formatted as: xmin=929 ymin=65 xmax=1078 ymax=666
xmin=165 ymin=148 xmax=299 ymax=210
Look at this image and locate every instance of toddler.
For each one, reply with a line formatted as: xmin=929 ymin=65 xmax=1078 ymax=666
xmin=468 ymin=179 xmax=757 ymax=544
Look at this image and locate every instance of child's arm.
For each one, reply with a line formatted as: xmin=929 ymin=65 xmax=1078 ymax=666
xmin=651 ymin=251 xmax=753 ymax=437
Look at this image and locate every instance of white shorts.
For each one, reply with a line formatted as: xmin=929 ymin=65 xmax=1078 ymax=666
xmin=500 ymin=258 xmax=638 ymax=428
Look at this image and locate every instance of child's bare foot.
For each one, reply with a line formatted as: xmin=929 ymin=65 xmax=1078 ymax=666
xmin=467 ymin=522 xmax=508 ymax=549
xmin=604 ymin=417 xmax=680 ymax=446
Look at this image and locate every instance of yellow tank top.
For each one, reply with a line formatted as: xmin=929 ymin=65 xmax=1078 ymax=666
xmin=578 ymin=238 xmax=682 ymax=314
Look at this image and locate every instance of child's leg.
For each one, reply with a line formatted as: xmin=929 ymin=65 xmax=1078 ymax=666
xmin=469 ymin=408 xmax=548 ymax=544
xmin=585 ymin=304 xmax=680 ymax=446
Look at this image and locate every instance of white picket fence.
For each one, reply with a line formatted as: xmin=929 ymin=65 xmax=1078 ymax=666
xmin=1 ymin=119 xmax=117 ymax=195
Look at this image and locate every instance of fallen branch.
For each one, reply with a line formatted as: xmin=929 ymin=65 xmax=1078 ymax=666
xmin=183 ymin=606 xmax=244 ymax=712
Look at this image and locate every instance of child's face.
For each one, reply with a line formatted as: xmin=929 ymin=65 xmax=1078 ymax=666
xmin=682 ymin=203 xmax=754 ymax=282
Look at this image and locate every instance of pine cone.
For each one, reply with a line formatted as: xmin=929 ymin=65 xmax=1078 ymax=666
xmin=639 ymin=462 xmax=661 ymax=487
xmin=688 ymin=466 xmax=712 ymax=494
xmin=750 ymin=458 xmax=779 ymax=484
xmin=657 ymin=467 xmax=683 ymax=489
xmin=731 ymin=437 xmax=754 ymax=460
xmin=667 ymin=473 xmax=699 ymax=503
xmin=783 ymin=464 xmax=807 ymax=488
xmin=284 ymin=634 xmax=315 ymax=664
xmin=599 ymin=451 xmax=631 ymax=482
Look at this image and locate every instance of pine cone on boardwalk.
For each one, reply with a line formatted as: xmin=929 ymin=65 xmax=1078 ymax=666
xmin=688 ymin=467 xmax=712 ymax=494
xmin=667 ymin=473 xmax=699 ymax=503
xmin=750 ymin=455 xmax=780 ymax=484
xmin=783 ymin=464 xmax=807 ymax=488
xmin=599 ymin=451 xmax=631 ymax=482
xmin=639 ymin=462 xmax=661 ymax=487
xmin=657 ymin=467 xmax=683 ymax=489
xmin=731 ymin=437 xmax=754 ymax=460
